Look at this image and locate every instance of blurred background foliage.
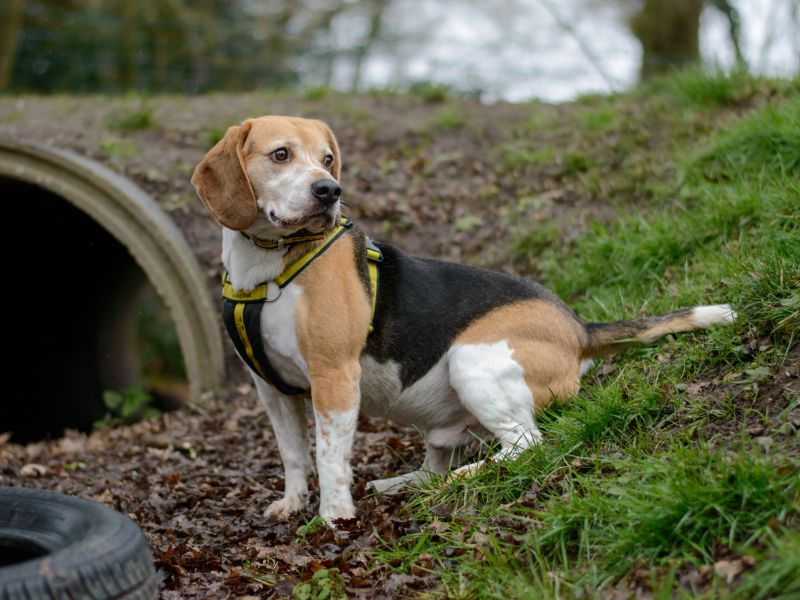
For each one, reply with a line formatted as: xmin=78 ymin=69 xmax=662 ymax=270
xmin=1 ymin=0 xmax=797 ymax=99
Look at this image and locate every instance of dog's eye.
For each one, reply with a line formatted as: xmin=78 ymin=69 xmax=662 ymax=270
xmin=323 ymin=154 xmax=334 ymax=168
xmin=270 ymin=148 xmax=290 ymax=163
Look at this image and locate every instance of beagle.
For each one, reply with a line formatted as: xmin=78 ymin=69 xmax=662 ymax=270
xmin=192 ymin=116 xmax=736 ymax=523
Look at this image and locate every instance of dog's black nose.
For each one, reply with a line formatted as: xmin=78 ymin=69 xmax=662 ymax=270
xmin=311 ymin=179 xmax=341 ymax=205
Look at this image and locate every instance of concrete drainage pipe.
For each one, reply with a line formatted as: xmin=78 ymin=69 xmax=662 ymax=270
xmin=0 ymin=139 xmax=224 ymax=439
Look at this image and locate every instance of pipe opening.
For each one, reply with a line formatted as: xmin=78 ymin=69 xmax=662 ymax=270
xmin=2 ymin=176 xmax=187 ymax=443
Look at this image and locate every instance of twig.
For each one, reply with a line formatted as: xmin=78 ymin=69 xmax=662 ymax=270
xmin=537 ymin=0 xmax=620 ymax=91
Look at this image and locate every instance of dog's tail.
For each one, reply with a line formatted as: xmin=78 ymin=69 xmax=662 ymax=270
xmin=581 ymin=304 xmax=737 ymax=358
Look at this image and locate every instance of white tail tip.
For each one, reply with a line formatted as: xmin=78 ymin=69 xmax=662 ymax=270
xmin=691 ymin=304 xmax=737 ymax=328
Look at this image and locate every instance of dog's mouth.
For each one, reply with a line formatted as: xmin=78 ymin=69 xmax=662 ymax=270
xmin=268 ymin=207 xmax=339 ymax=233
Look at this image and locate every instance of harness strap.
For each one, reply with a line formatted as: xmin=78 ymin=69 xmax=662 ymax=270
xmin=222 ymin=300 xmax=306 ymax=395
xmin=365 ymin=238 xmax=382 ymax=332
xmin=222 ymin=217 xmax=382 ymax=395
xmin=222 ymin=218 xmax=353 ymax=302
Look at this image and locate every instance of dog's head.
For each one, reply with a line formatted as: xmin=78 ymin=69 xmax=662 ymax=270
xmin=191 ymin=116 xmax=342 ymax=236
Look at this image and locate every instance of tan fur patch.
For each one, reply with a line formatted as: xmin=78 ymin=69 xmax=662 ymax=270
xmin=191 ymin=121 xmax=257 ymax=231
xmin=193 ymin=115 xmax=340 ymax=234
xmin=639 ymin=314 xmax=699 ymax=342
xmin=243 ymin=116 xmax=340 ymax=180
xmin=455 ymin=301 xmax=586 ymax=407
xmin=295 ymin=235 xmax=370 ymax=415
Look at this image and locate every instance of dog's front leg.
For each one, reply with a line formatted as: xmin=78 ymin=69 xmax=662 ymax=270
xmin=252 ymin=375 xmax=312 ymax=519
xmin=309 ymin=363 xmax=360 ymax=523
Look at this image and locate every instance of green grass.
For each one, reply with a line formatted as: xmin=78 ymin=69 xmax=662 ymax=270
xmin=100 ymin=136 xmax=139 ymax=158
xmin=537 ymin=449 xmax=797 ymax=569
xmin=303 ymin=85 xmax=331 ymax=101
xmin=540 ymin=99 xmax=800 ymax=324
xmin=734 ymin=530 xmax=800 ymax=599
xmin=494 ymin=142 xmax=556 ymax=174
xmin=639 ymin=67 xmax=756 ymax=108
xmin=578 ymin=105 xmax=618 ymax=132
xmin=408 ymin=80 xmax=452 ymax=103
xmin=106 ymin=104 xmax=156 ymax=131
xmin=202 ymin=124 xmax=226 ymax=147
xmin=430 ymin=106 xmax=468 ymax=130
xmin=376 ymin=73 xmax=800 ymax=597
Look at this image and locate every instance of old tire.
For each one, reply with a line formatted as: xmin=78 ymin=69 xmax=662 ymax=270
xmin=0 ymin=487 xmax=156 ymax=599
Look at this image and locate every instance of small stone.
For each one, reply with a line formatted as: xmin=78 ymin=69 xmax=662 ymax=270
xmin=754 ymin=436 xmax=774 ymax=450
xmin=747 ymin=425 xmax=765 ymax=437
xmin=714 ymin=559 xmax=745 ymax=583
xmin=20 ymin=463 xmax=48 ymax=477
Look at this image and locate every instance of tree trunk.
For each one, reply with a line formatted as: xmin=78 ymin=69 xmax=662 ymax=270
xmin=0 ymin=0 xmax=24 ymax=91
xmin=350 ymin=0 xmax=388 ymax=92
xmin=630 ymin=0 xmax=706 ymax=80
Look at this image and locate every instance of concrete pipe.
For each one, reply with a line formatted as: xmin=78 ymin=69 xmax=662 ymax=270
xmin=0 ymin=139 xmax=224 ymax=440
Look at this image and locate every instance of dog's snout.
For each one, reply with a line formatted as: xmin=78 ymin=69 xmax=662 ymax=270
xmin=311 ymin=179 xmax=341 ymax=205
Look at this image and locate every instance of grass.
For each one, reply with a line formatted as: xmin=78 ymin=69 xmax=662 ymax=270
xmin=494 ymin=142 xmax=556 ymax=174
xmin=100 ymin=136 xmax=139 ymax=158
xmin=735 ymin=531 xmax=800 ymax=599
xmin=639 ymin=67 xmax=756 ymax=108
xmin=106 ymin=103 xmax=156 ymax=131
xmin=408 ymin=80 xmax=452 ymax=103
xmin=430 ymin=106 xmax=468 ymax=130
xmin=377 ymin=71 xmax=800 ymax=597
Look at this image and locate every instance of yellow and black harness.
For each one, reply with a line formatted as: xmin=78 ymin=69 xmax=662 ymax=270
xmin=222 ymin=217 xmax=381 ymax=395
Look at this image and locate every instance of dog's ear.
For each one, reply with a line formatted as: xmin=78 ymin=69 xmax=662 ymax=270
xmin=315 ymin=120 xmax=341 ymax=181
xmin=191 ymin=120 xmax=257 ymax=231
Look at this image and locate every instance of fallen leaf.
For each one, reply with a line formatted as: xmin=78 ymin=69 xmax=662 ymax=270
xmin=20 ymin=463 xmax=48 ymax=477
xmin=714 ymin=559 xmax=746 ymax=584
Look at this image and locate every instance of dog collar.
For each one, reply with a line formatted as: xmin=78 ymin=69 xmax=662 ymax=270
xmin=225 ymin=217 xmax=354 ymax=300
xmin=221 ymin=217 xmax=382 ymax=395
xmin=239 ymin=228 xmax=328 ymax=251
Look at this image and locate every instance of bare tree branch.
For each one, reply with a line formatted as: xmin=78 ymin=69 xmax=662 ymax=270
xmin=538 ymin=0 xmax=620 ymax=90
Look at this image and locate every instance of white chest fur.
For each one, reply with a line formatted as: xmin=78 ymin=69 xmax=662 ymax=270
xmin=222 ymin=228 xmax=309 ymax=390
xmin=259 ymin=284 xmax=309 ymax=389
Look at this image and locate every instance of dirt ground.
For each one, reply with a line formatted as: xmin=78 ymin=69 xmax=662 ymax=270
xmin=0 ymin=387 xmax=444 ymax=597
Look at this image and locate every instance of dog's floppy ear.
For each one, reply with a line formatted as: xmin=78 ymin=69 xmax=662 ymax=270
xmin=191 ymin=120 xmax=257 ymax=231
xmin=315 ymin=120 xmax=341 ymax=181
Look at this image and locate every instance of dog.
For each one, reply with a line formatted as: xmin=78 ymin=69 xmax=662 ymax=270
xmin=191 ymin=116 xmax=736 ymax=523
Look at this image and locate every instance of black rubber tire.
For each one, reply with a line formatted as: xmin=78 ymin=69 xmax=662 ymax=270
xmin=0 ymin=486 xmax=157 ymax=599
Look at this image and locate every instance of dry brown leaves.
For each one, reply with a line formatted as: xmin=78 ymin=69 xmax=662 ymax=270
xmin=0 ymin=391 xmax=437 ymax=598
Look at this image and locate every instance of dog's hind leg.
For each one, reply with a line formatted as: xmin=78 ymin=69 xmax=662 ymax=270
xmin=253 ymin=375 xmax=312 ymax=520
xmin=447 ymin=341 xmax=542 ymax=475
xmin=368 ymin=441 xmax=464 ymax=494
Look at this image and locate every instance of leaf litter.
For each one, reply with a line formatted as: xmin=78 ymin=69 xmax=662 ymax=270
xmin=0 ymin=390 xmax=440 ymax=597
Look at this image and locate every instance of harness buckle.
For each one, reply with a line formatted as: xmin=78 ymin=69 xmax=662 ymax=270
xmin=275 ymin=238 xmax=285 ymax=250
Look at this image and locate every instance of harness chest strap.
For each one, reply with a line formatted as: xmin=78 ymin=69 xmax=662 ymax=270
xmin=222 ymin=218 xmax=381 ymax=395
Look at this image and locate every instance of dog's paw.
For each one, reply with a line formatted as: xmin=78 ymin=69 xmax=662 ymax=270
xmin=367 ymin=476 xmax=410 ymax=495
xmin=264 ymin=495 xmax=306 ymax=520
xmin=319 ymin=500 xmax=355 ymax=524
xmin=450 ymin=459 xmax=486 ymax=479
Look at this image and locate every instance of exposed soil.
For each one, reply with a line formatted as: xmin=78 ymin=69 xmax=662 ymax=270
xmin=678 ymin=346 xmax=800 ymax=450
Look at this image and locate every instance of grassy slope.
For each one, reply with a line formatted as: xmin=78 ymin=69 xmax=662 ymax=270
xmin=378 ymin=71 xmax=800 ymax=599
